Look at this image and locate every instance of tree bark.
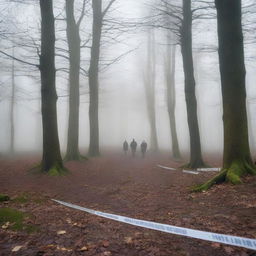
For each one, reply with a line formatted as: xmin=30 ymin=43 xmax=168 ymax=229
xmin=165 ymin=43 xmax=181 ymax=159
xmin=144 ymin=29 xmax=158 ymax=152
xmin=65 ymin=0 xmax=81 ymax=161
xmin=194 ymin=0 xmax=256 ymax=191
xmin=180 ymin=0 xmax=205 ymax=168
xmin=39 ymin=0 xmax=63 ymax=172
xmin=88 ymin=0 xmax=102 ymax=156
xmin=9 ymin=47 xmax=15 ymax=155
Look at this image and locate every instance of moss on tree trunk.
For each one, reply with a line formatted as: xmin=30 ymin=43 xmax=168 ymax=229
xmin=194 ymin=0 xmax=256 ymax=191
xmin=194 ymin=160 xmax=256 ymax=191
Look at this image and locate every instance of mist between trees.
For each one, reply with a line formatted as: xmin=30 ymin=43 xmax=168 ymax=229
xmin=0 ymin=0 xmax=255 ymax=180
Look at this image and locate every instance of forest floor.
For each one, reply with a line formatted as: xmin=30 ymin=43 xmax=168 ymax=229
xmin=0 ymin=152 xmax=256 ymax=256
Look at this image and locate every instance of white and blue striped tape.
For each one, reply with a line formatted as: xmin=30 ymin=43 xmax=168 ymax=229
xmin=52 ymin=199 xmax=256 ymax=251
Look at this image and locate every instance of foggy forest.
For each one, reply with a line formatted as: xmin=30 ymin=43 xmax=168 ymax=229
xmin=0 ymin=0 xmax=256 ymax=255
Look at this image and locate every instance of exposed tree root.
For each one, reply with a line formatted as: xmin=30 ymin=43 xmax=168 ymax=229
xmin=47 ymin=163 xmax=69 ymax=176
xmin=193 ymin=160 xmax=256 ymax=192
xmin=29 ymin=163 xmax=69 ymax=176
xmin=192 ymin=169 xmax=226 ymax=192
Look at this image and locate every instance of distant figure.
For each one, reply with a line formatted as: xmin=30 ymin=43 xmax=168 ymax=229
xmin=141 ymin=141 xmax=147 ymax=158
xmin=123 ymin=140 xmax=128 ymax=155
xmin=130 ymin=139 xmax=137 ymax=157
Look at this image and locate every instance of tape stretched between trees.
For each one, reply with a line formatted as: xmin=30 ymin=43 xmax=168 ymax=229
xmin=157 ymin=165 xmax=198 ymax=175
xmin=182 ymin=170 xmax=199 ymax=175
xmin=52 ymin=199 xmax=256 ymax=251
xmin=197 ymin=168 xmax=221 ymax=172
xmin=157 ymin=164 xmax=221 ymax=173
xmin=157 ymin=164 xmax=176 ymax=171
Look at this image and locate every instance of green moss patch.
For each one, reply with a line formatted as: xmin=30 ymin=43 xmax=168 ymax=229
xmin=192 ymin=160 xmax=256 ymax=192
xmin=29 ymin=162 xmax=69 ymax=176
xmin=0 ymin=194 xmax=10 ymax=202
xmin=48 ymin=165 xmax=69 ymax=177
xmin=11 ymin=193 xmax=46 ymax=205
xmin=13 ymin=194 xmax=29 ymax=204
xmin=0 ymin=208 xmax=38 ymax=232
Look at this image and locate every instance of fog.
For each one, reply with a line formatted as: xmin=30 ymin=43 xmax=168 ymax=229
xmin=0 ymin=0 xmax=255 ymax=159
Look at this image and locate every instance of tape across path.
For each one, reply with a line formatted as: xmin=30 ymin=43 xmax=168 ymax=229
xmin=197 ymin=168 xmax=221 ymax=172
xmin=157 ymin=164 xmax=176 ymax=171
xmin=157 ymin=164 xmax=221 ymax=173
xmin=182 ymin=170 xmax=199 ymax=175
xmin=52 ymin=199 xmax=256 ymax=250
xmin=157 ymin=165 xmax=198 ymax=175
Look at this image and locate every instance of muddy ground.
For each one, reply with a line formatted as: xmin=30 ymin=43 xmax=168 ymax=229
xmin=0 ymin=153 xmax=255 ymax=256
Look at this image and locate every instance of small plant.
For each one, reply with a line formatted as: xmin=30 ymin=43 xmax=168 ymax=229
xmin=13 ymin=194 xmax=29 ymax=204
xmin=0 ymin=194 xmax=10 ymax=202
xmin=0 ymin=208 xmax=25 ymax=230
xmin=0 ymin=208 xmax=38 ymax=233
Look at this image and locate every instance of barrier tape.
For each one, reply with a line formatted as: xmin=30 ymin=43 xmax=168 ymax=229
xmin=182 ymin=170 xmax=199 ymax=175
xmin=52 ymin=199 xmax=256 ymax=250
xmin=157 ymin=165 xmax=198 ymax=175
xmin=157 ymin=165 xmax=176 ymax=171
xmin=157 ymin=165 xmax=221 ymax=174
xmin=197 ymin=168 xmax=221 ymax=172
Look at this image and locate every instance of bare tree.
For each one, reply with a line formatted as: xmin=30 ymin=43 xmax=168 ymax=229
xmin=65 ymin=0 xmax=88 ymax=161
xmin=152 ymin=0 xmax=207 ymax=167
xmin=88 ymin=0 xmax=117 ymax=157
xmin=9 ymin=46 xmax=15 ymax=155
xmin=195 ymin=0 xmax=256 ymax=191
xmin=143 ymin=29 xmax=158 ymax=152
xmin=180 ymin=0 xmax=205 ymax=168
xmin=164 ymin=37 xmax=181 ymax=160
xmin=39 ymin=0 xmax=64 ymax=173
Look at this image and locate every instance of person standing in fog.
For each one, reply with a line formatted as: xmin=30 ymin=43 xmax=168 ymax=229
xmin=123 ymin=140 xmax=128 ymax=155
xmin=130 ymin=139 xmax=137 ymax=157
xmin=141 ymin=140 xmax=147 ymax=158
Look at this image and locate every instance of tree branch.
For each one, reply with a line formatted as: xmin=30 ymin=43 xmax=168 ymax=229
xmin=0 ymin=50 xmax=39 ymax=68
xmin=102 ymin=0 xmax=117 ymax=18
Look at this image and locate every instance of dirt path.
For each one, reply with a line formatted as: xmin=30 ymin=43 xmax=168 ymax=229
xmin=0 ymin=153 xmax=256 ymax=255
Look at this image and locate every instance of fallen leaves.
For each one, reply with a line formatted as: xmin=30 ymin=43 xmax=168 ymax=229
xmin=103 ymin=251 xmax=112 ymax=256
xmin=124 ymin=236 xmax=133 ymax=244
xmin=78 ymin=246 xmax=88 ymax=251
xmin=12 ymin=245 xmax=23 ymax=252
xmin=56 ymin=245 xmax=72 ymax=252
xmin=211 ymin=242 xmax=221 ymax=249
xmin=1 ymin=221 xmax=10 ymax=229
xmin=0 ymin=157 xmax=256 ymax=256
xmin=223 ymin=246 xmax=235 ymax=255
xmin=66 ymin=218 xmax=72 ymax=224
xmin=57 ymin=230 xmax=66 ymax=235
xmin=102 ymin=240 xmax=110 ymax=247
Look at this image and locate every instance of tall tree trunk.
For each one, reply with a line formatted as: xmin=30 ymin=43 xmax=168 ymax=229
xmin=180 ymin=0 xmax=205 ymax=168
xmin=247 ymin=104 xmax=256 ymax=154
xmin=195 ymin=0 xmax=256 ymax=191
xmin=165 ymin=43 xmax=181 ymax=159
xmin=65 ymin=0 xmax=81 ymax=161
xmin=144 ymin=29 xmax=158 ymax=152
xmin=88 ymin=0 xmax=102 ymax=156
xmin=9 ymin=47 xmax=15 ymax=155
xmin=39 ymin=0 xmax=63 ymax=172
xmin=193 ymin=52 xmax=203 ymax=139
